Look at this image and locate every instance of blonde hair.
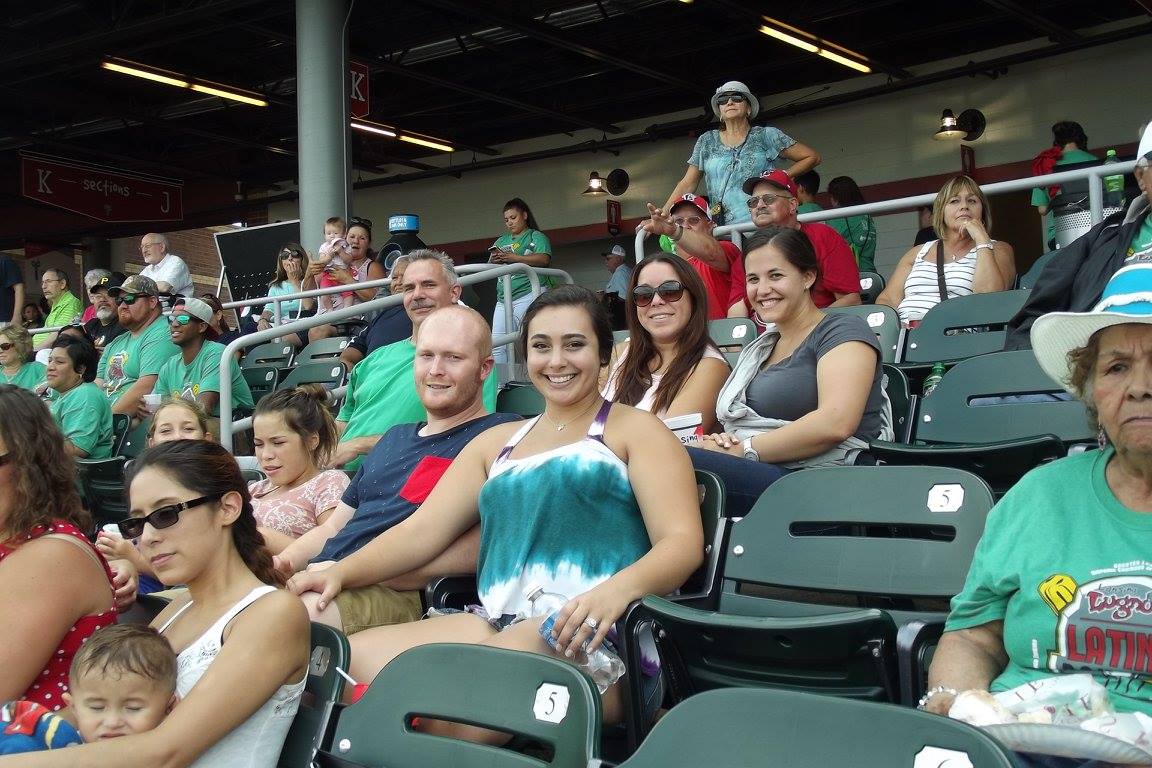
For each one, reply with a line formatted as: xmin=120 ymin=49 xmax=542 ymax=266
xmin=0 ymin=325 xmax=33 ymax=361
xmin=931 ymin=175 xmax=992 ymax=240
xmin=148 ymin=398 xmax=212 ymax=442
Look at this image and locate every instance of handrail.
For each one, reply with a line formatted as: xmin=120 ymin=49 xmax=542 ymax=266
xmin=217 ymin=262 xmax=546 ymax=450
xmin=634 ymin=159 xmax=1139 ymax=259
xmin=26 ymin=325 xmax=67 ymax=336
xmin=221 ymin=278 xmax=393 ymax=325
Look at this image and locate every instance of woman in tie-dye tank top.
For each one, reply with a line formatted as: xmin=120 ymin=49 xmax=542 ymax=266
xmin=287 ymin=288 xmax=703 ymax=733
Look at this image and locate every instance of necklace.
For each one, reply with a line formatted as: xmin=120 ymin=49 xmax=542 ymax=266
xmin=540 ymin=397 xmax=602 ymax=432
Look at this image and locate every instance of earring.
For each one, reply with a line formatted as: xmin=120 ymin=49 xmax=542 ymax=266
xmin=1098 ymin=425 xmax=1109 ymax=450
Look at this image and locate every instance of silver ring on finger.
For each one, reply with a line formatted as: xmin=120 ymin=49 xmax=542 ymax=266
xmin=585 ymin=617 xmax=600 ymax=630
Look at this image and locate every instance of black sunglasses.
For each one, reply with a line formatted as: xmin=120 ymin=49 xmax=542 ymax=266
xmin=745 ymin=193 xmax=793 ymax=209
xmin=348 ymin=216 xmax=373 ymax=230
xmin=117 ymin=493 xmax=222 ymax=539
xmin=280 ymin=249 xmax=303 ymax=260
xmin=717 ymin=93 xmax=746 ymax=105
xmin=115 ymin=293 xmax=145 ymax=306
xmin=633 ymin=280 xmax=685 ymax=307
xmin=0 ymin=342 xmax=13 ymax=351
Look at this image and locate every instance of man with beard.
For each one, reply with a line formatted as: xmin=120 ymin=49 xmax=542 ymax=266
xmin=95 ymin=274 xmax=180 ymax=417
xmin=82 ymin=270 xmax=127 ymax=353
xmin=329 ymin=250 xmax=498 ymax=470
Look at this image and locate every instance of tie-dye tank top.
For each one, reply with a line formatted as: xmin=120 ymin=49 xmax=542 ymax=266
xmin=477 ymin=400 xmax=651 ymax=620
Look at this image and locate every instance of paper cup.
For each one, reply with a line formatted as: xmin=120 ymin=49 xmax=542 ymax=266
xmin=101 ymin=523 xmax=123 ymax=538
xmin=142 ymin=393 xmax=163 ymax=414
xmin=663 ymin=413 xmax=703 ymax=445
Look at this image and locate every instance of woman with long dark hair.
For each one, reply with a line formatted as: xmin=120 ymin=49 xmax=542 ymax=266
xmin=602 ymin=254 xmax=728 ymax=432
xmin=488 ymin=197 xmax=554 ymax=363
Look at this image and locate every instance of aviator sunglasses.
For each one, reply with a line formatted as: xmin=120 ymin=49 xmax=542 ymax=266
xmin=117 ymin=493 xmax=223 ymax=539
xmin=632 ymin=280 xmax=685 ymax=307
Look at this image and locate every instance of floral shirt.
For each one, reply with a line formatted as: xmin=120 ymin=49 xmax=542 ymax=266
xmin=249 ymin=470 xmax=350 ymax=537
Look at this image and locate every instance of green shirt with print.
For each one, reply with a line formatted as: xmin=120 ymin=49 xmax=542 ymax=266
xmin=50 ymin=381 xmax=113 ymax=459
xmin=154 ymin=340 xmax=254 ymax=416
xmin=97 ymin=315 xmax=180 ymax=405
xmin=491 ymin=228 xmax=554 ymax=301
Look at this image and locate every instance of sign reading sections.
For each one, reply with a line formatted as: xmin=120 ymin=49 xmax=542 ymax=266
xmin=20 ymin=154 xmax=183 ymax=222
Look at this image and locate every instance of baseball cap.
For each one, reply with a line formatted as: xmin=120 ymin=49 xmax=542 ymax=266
xmin=1139 ymin=122 xmax=1152 ymax=164
xmin=742 ymin=169 xmax=798 ymax=198
xmin=669 ymin=193 xmax=713 ymax=221
xmin=171 ymin=297 xmax=219 ymax=338
xmin=602 ymin=244 xmax=627 ymax=259
xmin=111 ymin=274 xmax=160 ymax=297
xmin=84 ymin=269 xmax=112 ymax=290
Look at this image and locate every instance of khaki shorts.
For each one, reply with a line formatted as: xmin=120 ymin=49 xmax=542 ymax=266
xmin=333 ymin=584 xmax=423 ymax=635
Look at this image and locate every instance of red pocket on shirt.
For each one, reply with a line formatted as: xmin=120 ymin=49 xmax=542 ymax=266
xmin=398 ymin=456 xmax=454 ymax=504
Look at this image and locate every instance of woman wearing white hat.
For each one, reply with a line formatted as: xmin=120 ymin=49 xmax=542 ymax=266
xmin=922 ymin=263 xmax=1152 ymax=753
xmin=662 ymin=80 xmax=820 ymax=227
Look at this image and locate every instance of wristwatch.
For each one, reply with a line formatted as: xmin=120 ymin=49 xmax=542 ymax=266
xmin=742 ymin=437 xmax=758 ymax=461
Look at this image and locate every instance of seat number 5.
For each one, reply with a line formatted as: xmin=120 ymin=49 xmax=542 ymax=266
xmin=533 ymin=683 xmax=570 ymax=723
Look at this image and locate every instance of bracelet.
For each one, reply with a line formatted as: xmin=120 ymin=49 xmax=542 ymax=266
xmin=974 ymin=242 xmax=994 ymax=253
xmin=670 ymin=222 xmax=684 ymax=243
xmin=917 ymin=685 xmax=959 ymax=710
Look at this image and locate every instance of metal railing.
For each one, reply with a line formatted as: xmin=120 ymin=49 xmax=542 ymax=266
xmin=220 ymin=278 xmax=393 ymax=325
xmin=633 ymin=159 xmax=1140 ymax=258
xmin=26 ymin=325 xmax=67 ymax=336
xmin=217 ymin=262 xmax=568 ymax=450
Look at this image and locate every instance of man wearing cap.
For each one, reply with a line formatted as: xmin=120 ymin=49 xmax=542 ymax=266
xmin=154 ymin=297 xmax=253 ymax=417
xmin=139 ymin=232 xmax=194 ymax=298
xmin=1006 ymin=123 xmax=1152 ymax=350
xmin=82 ymin=271 xmax=127 ymax=352
xmin=602 ymin=244 xmax=632 ymax=300
xmin=95 ymin=274 xmax=180 ymax=417
xmin=741 ymin=169 xmax=861 ymax=309
xmin=640 ymin=194 xmax=745 ymax=319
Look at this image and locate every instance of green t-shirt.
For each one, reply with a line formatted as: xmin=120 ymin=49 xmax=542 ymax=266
xmin=796 ymin=201 xmax=823 ymax=215
xmin=154 ymin=340 xmax=254 ymax=416
xmin=491 ymin=229 xmax=554 ymax=301
xmin=0 ymin=361 xmax=45 ymax=391
xmin=50 ymin=381 xmax=113 ymax=459
xmin=34 ymin=292 xmax=83 ymax=347
xmin=1031 ymin=148 xmax=1100 ymax=244
xmin=1126 ymin=215 xmax=1152 ymax=262
xmin=97 ymin=316 xmax=180 ymax=405
xmin=828 ymin=214 xmax=878 ymax=274
xmin=946 ymin=448 xmax=1152 ymax=715
xmin=336 ymin=338 xmax=499 ymax=470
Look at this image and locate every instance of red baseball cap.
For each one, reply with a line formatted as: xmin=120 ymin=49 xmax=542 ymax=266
xmin=669 ymin=193 xmax=712 ymax=221
xmin=742 ymin=169 xmax=797 ymax=197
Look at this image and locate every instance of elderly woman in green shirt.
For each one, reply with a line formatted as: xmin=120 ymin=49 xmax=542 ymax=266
xmin=0 ymin=326 xmax=45 ymax=390
xmin=46 ymin=335 xmax=113 ymax=459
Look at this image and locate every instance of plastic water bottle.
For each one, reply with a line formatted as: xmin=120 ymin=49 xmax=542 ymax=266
xmin=922 ymin=362 xmax=947 ymax=397
xmin=525 ymin=585 xmax=626 ymax=694
xmin=1103 ymin=149 xmax=1125 ymax=209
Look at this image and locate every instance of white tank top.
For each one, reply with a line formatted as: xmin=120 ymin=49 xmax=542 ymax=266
xmin=158 ymin=586 xmax=305 ymax=768
xmin=896 ymin=240 xmax=991 ymax=323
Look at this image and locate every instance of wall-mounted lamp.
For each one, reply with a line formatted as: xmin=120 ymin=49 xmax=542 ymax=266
xmin=583 ymin=168 xmax=629 ymax=197
xmin=933 ymin=109 xmax=986 ymax=142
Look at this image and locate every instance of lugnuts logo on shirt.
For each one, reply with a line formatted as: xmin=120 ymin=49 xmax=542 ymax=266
xmin=1044 ymin=572 xmax=1152 ymax=684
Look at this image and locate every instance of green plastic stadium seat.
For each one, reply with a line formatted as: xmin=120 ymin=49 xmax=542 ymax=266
xmin=707 ymin=318 xmax=757 ymax=350
xmin=278 ymin=361 xmax=347 ymax=392
xmin=901 ymin=289 xmax=1030 ymax=365
xmin=76 ymin=456 xmax=129 ymax=533
xmin=296 ymin=337 xmax=352 ymax=365
xmin=243 ymin=366 xmax=279 ymax=404
xmin=242 ymin=342 xmax=296 ymax=370
xmin=858 ymin=271 xmax=886 ymax=304
xmin=826 ymin=303 xmax=901 ymax=363
xmin=278 ymin=623 xmax=350 ymax=768
xmin=497 ymin=385 xmax=545 ymax=417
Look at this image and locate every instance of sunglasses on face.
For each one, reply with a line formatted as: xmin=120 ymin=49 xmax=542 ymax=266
xmin=280 ymin=249 xmax=303 ymax=260
xmin=115 ymin=293 xmax=144 ymax=306
xmin=718 ymin=93 xmax=746 ymax=105
xmin=672 ymin=215 xmax=704 ymax=227
xmin=633 ymin=280 xmax=686 ymax=307
xmin=117 ymin=493 xmax=222 ymax=539
xmin=746 ymin=193 xmax=793 ymax=209
xmin=167 ymin=313 xmax=196 ymax=326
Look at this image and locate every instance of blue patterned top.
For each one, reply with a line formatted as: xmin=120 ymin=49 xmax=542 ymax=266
xmin=476 ymin=401 xmax=651 ymax=619
xmin=688 ymin=125 xmax=795 ymax=226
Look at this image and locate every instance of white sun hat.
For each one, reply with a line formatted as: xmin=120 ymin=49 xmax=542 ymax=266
xmin=1032 ymin=263 xmax=1152 ymax=392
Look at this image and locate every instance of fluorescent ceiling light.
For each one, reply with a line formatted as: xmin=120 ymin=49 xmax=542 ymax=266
xmin=102 ymin=60 xmax=188 ymax=88
xmin=399 ymin=134 xmax=453 ymax=152
xmin=189 ymin=83 xmax=268 ymax=107
xmin=758 ymin=25 xmax=818 ymax=53
xmin=817 ymin=49 xmax=872 ymax=74
xmin=759 ymin=19 xmax=871 ymax=74
xmin=351 ymin=121 xmax=397 ymax=137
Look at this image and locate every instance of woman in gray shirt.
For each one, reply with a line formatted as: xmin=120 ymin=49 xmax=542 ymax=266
xmin=690 ymin=226 xmax=888 ymax=517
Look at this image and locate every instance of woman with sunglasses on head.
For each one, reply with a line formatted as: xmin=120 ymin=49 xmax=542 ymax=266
xmin=602 ymin=255 xmax=729 ymax=433
xmin=661 ymin=81 xmax=820 ymax=226
xmin=303 ymin=217 xmax=386 ymax=344
xmin=0 ymin=325 xmax=45 ymax=391
xmin=256 ymin=243 xmax=311 ymax=347
xmin=688 ymin=227 xmax=891 ymax=519
xmin=16 ymin=440 xmax=311 ymax=768
xmin=0 ymin=385 xmax=117 ymax=712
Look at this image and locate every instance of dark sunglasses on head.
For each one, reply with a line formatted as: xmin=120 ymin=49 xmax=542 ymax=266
xmin=115 ymin=293 xmax=144 ymax=306
xmin=717 ymin=93 xmax=746 ymax=105
xmin=746 ymin=193 xmax=793 ymax=209
xmin=0 ymin=342 xmax=13 ymax=351
xmin=280 ymin=249 xmax=303 ymax=260
xmin=633 ymin=280 xmax=685 ymax=307
xmin=167 ymin=313 xmax=195 ymax=326
xmin=348 ymin=216 xmax=373 ymax=230
xmin=117 ymin=493 xmax=222 ymax=539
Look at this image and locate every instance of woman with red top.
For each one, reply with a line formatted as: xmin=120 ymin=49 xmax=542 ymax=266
xmin=0 ymin=385 xmax=116 ymax=711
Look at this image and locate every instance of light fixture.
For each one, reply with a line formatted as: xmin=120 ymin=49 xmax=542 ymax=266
xmin=398 ymin=134 xmax=454 ymax=152
xmin=758 ymin=18 xmax=872 ymax=74
xmin=583 ymin=169 xmax=629 ymax=197
xmin=351 ymin=120 xmax=397 ymax=138
xmin=933 ymin=108 xmax=986 ymax=141
xmin=101 ymin=57 xmax=267 ymax=107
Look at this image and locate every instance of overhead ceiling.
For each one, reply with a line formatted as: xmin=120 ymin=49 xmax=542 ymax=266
xmin=2 ymin=0 xmax=1149 ymax=246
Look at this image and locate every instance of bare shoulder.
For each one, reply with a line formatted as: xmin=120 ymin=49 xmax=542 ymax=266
xmin=231 ymin=589 xmax=309 ymax=637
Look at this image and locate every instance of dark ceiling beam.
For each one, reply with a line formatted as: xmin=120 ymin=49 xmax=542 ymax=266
xmin=413 ymin=0 xmax=712 ymax=95
xmin=1130 ymin=0 xmax=1152 ymax=14
xmin=979 ymin=0 xmax=1082 ymax=43
xmin=1 ymin=133 xmax=239 ymax=182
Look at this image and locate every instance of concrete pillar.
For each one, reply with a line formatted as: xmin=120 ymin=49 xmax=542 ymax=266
xmin=296 ymin=0 xmax=350 ymax=245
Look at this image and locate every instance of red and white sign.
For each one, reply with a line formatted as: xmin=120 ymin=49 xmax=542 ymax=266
xmin=20 ymin=154 xmax=183 ymax=223
xmin=349 ymin=60 xmax=370 ymax=119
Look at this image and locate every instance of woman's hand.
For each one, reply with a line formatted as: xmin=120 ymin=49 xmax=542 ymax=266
xmin=698 ymin=432 xmax=744 ymax=456
xmin=256 ymin=316 xmax=271 ymax=331
xmin=284 ymin=258 xmax=302 ymax=282
xmin=547 ymin=580 xmax=634 ymax=656
xmin=286 ymin=567 xmax=344 ymax=611
xmin=959 ymin=217 xmax=991 ymax=247
xmin=303 ymin=260 xmax=325 ymax=284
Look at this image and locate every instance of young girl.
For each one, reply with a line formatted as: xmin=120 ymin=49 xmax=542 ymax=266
xmin=249 ymin=385 xmax=348 ymax=553
xmin=148 ymin=399 xmax=211 ymax=444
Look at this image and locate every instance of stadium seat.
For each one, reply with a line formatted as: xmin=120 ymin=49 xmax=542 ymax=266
xmin=111 ymin=412 xmax=131 ymax=456
xmin=882 ymin=363 xmax=915 ymax=444
xmin=240 ymin=467 xmax=267 ymax=484
xmin=120 ymin=418 xmax=152 ymax=459
xmin=614 ymin=687 xmax=1016 ymax=768
xmin=1018 ymin=249 xmax=1057 ymax=290
xmin=707 ymin=318 xmax=757 ymax=350
xmin=858 ymin=271 xmax=885 ymax=304
xmin=316 ymin=643 xmax=602 ymax=768
xmin=242 ymin=342 xmax=296 ymax=370
xmin=628 ymin=465 xmax=994 ymax=737
xmin=296 ymin=337 xmax=352 ymax=365
xmin=826 ymin=304 xmax=901 ymax=363
xmin=901 ymin=289 xmax=1030 ymax=365
xmin=496 ymin=384 xmax=545 ymax=417
xmin=243 ymin=366 xmax=279 ymax=404
xmin=279 ymin=361 xmax=348 ymax=392
xmin=278 ymin=623 xmax=350 ymax=768
xmin=870 ymin=350 xmax=1092 ymax=492
xmin=76 ymin=456 xmax=129 ymax=533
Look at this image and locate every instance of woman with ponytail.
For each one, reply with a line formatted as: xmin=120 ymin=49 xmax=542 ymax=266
xmin=8 ymin=440 xmax=310 ymax=767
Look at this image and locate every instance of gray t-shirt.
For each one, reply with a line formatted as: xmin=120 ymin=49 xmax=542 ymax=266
xmin=745 ymin=313 xmax=884 ymax=441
